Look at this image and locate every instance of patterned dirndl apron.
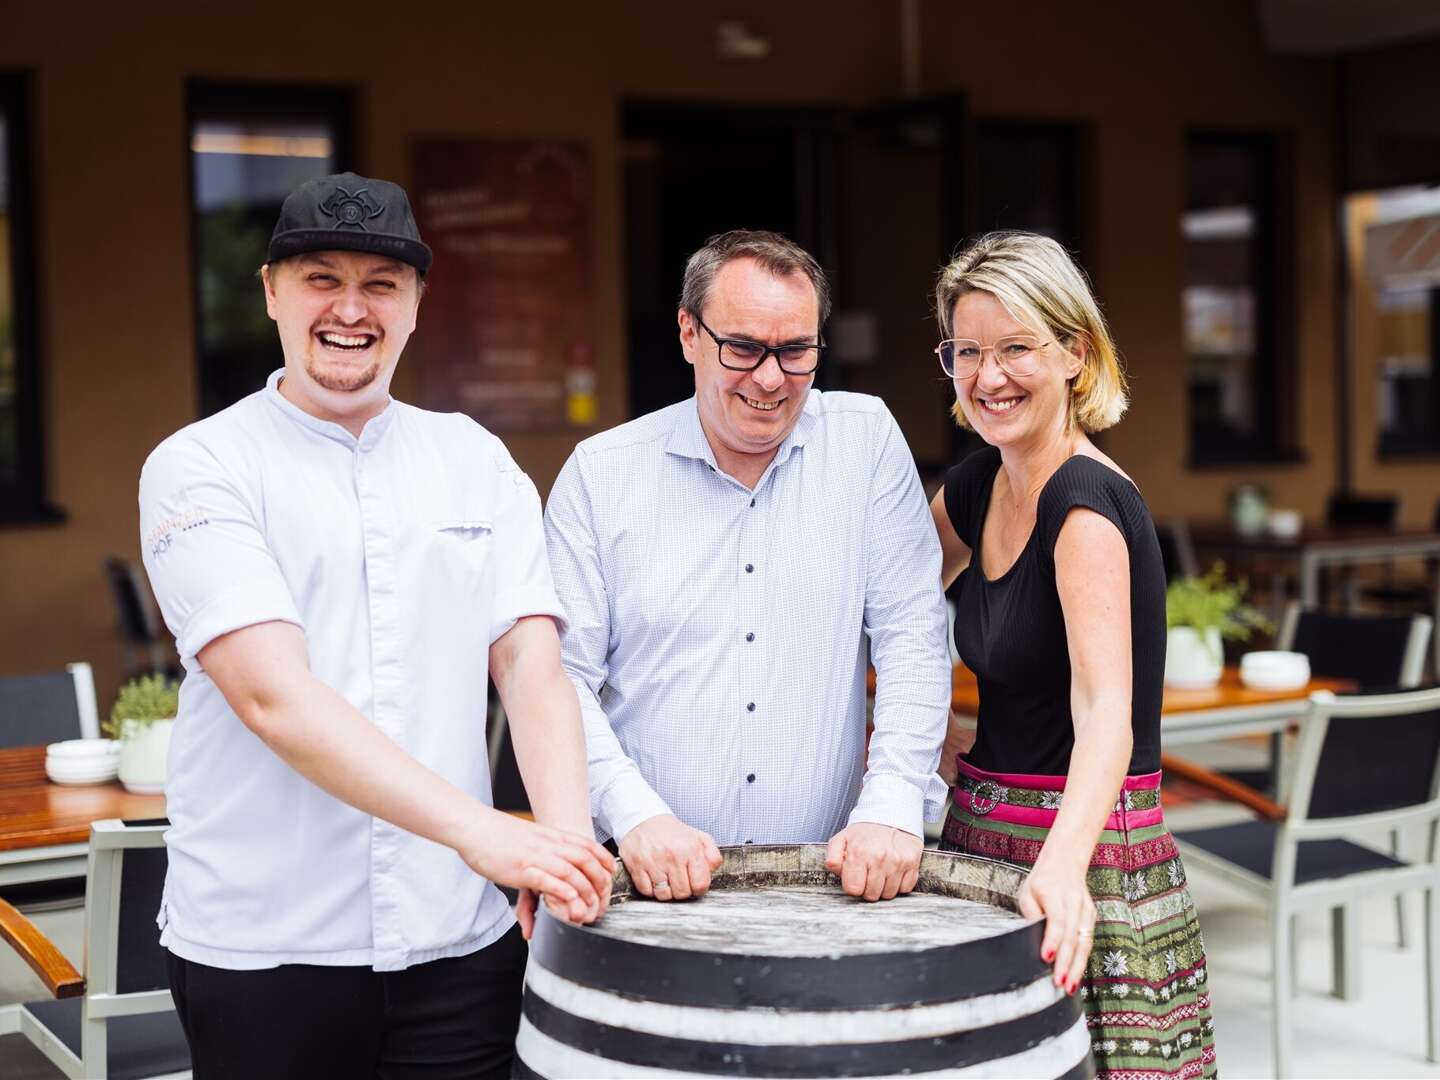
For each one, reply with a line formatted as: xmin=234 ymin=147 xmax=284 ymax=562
xmin=941 ymin=758 xmax=1219 ymax=1079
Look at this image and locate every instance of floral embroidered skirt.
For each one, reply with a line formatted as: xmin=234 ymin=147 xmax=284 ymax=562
xmin=940 ymin=758 xmax=1219 ymax=1079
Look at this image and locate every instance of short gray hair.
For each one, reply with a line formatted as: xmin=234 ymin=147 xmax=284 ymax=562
xmin=679 ymin=230 xmax=831 ymax=325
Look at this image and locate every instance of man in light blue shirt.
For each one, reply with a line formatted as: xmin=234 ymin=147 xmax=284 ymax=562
xmin=545 ymin=229 xmax=951 ymax=903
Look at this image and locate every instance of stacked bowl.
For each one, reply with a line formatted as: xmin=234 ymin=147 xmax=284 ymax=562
xmin=45 ymin=739 xmax=121 ymax=785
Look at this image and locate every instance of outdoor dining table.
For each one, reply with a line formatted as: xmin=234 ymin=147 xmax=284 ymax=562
xmin=0 ymin=746 xmax=165 ymax=888
xmin=1189 ymin=521 xmax=1440 ymax=612
xmin=869 ymin=663 xmax=1355 ymax=747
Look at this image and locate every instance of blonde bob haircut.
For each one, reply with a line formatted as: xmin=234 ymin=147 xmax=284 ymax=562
xmin=934 ymin=231 xmax=1128 ymax=432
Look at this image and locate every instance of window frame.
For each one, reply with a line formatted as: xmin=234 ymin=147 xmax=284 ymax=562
xmin=1183 ymin=129 xmax=1302 ymax=468
xmin=0 ymin=71 xmax=61 ymax=525
xmin=184 ymin=78 xmax=356 ymax=418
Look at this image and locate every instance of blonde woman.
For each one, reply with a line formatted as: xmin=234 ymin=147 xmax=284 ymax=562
xmin=930 ymin=232 xmax=1216 ymax=1078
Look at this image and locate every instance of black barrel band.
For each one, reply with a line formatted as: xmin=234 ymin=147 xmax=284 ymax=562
xmin=530 ymin=910 xmax=1051 ymax=1010
xmin=521 ymin=991 xmax=1082 ymax=1077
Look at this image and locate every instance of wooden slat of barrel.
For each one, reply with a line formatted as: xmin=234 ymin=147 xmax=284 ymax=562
xmin=515 ymin=844 xmax=1094 ymax=1079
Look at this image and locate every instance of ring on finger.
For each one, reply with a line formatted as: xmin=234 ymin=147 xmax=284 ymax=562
xmin=1077 ymin=926 xmax=1092 ymax=938
xmin=653 ymin=878 xmax=670 ymax=890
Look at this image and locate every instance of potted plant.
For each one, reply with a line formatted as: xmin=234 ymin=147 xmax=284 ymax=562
xmin=104 ymin=674 xmax=180 ymax=794
xmin=1164 ymin=564 xmax=1271 ymax=689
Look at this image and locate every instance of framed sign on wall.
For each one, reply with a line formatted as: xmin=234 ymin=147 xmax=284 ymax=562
xmin=412 ymin=138 xmax=595 ymax=432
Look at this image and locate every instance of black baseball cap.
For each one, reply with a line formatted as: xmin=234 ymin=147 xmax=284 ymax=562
xmin=268 ymin=172 xmax=433 ymax=275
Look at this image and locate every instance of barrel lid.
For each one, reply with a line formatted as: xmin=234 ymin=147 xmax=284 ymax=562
xmin=531 ymin=845 xmax=1051 ymax=1011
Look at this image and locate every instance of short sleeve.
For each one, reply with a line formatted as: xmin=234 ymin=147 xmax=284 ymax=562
xmin=1037 ymin=459 xmax=1136 ymax=566
xmin=941 ymin=446 xmax=1000 ymax=548
xmin=139 ymin=438 xmax=303 ymax=661
xmin=483 ymin=444 xmax=566 ymax=645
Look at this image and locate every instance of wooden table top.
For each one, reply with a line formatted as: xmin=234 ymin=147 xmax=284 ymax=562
xmin=869 ymin=664 xmax=1355 ymax=716
xmin=0 ymin=747 xmax=166 ymax=854
xmin=1188 ymin=521 xmax=1440 ymax=553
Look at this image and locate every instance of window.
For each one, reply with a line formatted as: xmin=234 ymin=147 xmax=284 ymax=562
xmin=188 ymin=81 xmax=354 ymax=417
xmin=1345 ymin=186 xmax=1440 ymax=458
xmin=1183 ymin=132 xmax=1295 ymax=465
xmin=0 ymin=72 xmax=55 ymax=523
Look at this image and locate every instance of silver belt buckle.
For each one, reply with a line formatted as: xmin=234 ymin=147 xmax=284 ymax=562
xmin=970 ymin=779 xmax=1003 ymax=816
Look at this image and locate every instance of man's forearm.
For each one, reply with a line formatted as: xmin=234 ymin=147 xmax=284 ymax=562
xmin=239 ymin=668 xmax=493 ymax=855
xmin=506 ymin=667 xmax=594 ymax=837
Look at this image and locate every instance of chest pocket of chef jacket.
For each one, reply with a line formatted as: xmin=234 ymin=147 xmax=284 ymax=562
xmin=432 ymin=518 xmax=494 ymax=589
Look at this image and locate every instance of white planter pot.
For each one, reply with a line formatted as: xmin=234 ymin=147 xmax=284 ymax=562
xmin=117 ymin=718 xmax=174 ymax=795
xmin=1164 ymin=626 xmax=1223 ymax=689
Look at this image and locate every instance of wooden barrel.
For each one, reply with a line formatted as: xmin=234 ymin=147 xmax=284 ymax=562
xmin=514 ymin=844 xmax=1094 ymax=1079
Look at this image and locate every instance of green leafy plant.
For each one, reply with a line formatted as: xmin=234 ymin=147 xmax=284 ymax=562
xmin=1165 ymin=563 xmax=1272 ymax=645
xmin=104 ymin=675 xmax=180 ymax=739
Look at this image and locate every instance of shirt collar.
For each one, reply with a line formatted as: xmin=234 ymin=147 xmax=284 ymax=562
xmin=664 ymin=390 xmax=820 ymax=475
xmin=264 ymin=368 xmax=397 ymax=447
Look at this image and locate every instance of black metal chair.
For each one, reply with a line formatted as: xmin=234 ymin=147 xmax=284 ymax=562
xmin=1278 ymin=604 xmax=1433 ymax=690
xmin=0 ymin=819 xmax=189 ymax=1079
xmin=1154 ymin=518 xmax=1199 ymax=583
xmin=102 ymin=559 xmax=179 ymax=682
xmin=1176 ymin=686 xmax=1440 ymax=1078
xmin=1325 ymin=493 xmax=1400 ymax=531
xmin=0 ymin=663 xmax=99 ymax=749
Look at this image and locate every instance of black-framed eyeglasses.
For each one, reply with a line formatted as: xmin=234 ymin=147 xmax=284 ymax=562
xmin=935 ymin=335 xmax=1051 ymax=379
xmin=694 ymin=314 xmax=826 ymax=375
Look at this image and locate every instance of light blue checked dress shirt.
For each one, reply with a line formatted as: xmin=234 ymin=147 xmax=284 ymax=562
xmin=544 ymin=390 xmax=951 ymax=845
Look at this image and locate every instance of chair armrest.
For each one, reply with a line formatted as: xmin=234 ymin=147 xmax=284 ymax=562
xmin=1160 ymin=752 xmax=1287 ymax=822
xmin=0 ymin=898 xmax=85 ymax=999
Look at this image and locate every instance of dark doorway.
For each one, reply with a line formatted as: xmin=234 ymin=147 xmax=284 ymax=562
xmin=622 ymin=101 xmax=836 ymax=420
xmin=620 ymin=96 xmax=971 ymax=475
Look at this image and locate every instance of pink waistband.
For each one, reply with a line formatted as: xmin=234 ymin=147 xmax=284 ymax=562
xmin=952 ymin=757 xmax=1165 ymax=830
xmin=956 ymin=757 xmax=1163 ymax=792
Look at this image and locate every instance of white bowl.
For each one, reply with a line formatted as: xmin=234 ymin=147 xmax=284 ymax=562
xmin=46 ymin=738 xmax=120 ymax=760
xmin=1268 ymin=508 xmax=1303 ymax=540
xmin=45 ymin=761 xmax=120 ymax=785
xmin=1240 ymin=651 xmax=1310 ymax=692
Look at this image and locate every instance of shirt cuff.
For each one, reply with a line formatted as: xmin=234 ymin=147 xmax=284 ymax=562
xmin=178 ymin=582 xmax=303 ymax=661
xmin=847 ymin=772 xmax=944 ymax=838
xmin=595 ymin=777 xmax=674 ymax=845
xmin=489 ymin=587 xmax=568 ymax=646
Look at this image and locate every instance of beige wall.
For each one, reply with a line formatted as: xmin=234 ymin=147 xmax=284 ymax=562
xmin=0 ymin=0 xmax=1406 ymax=709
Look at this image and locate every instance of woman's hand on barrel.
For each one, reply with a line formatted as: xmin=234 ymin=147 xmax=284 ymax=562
xmin=1016 ymin=853 xmax=1096 ymax=994
xmin=825 ymin=823 xmax=923 ymax=902
xmin=619 ymin=814 xmax=724 ymax=901
xmin=458 ymin=809 xmax=615 ymax=936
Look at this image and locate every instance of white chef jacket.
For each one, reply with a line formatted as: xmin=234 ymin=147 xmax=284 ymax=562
xmin=139 ymin=369 xmax=564 ymax=971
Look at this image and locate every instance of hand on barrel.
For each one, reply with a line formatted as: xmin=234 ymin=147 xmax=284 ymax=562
xmin=825 ymin=823 xmax=922 ymax=902
xmin=619 ymin=814 xmax=723 ymax=901
xmin=458 ymin=809 xmax=615 ymax=939
xmin=1016 ymin=855 xmax=1096 ymax=994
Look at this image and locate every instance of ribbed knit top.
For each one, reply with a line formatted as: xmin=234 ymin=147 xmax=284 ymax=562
xmin=943 ymin=446 xmax=1167 ymax=776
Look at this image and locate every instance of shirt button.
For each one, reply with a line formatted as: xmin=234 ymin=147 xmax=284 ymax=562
xmin=746 ymin=702 xmax=755 ymax=712
xmin=746 ymin=773 xmax=756 ymax=783
xmin=745 ymin=563 xmax=754 ymax=573
xmin=749 ymin=498 xmax=756 ymax=508
xmin=745 ymin=839 xmax=754 ymax=844
xmin=745 ymin=632 xmax=755 ymax=642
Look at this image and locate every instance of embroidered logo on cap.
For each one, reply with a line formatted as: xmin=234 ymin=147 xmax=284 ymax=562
xmin=318 ymin=186 xmax=385 ymax=230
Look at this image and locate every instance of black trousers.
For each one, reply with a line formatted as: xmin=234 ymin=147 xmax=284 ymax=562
xmin=167 ymin=924 xmax=528 ymax=1080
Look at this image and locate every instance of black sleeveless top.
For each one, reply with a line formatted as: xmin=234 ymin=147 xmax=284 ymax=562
xmin=943 ymin=446 xmax=1166 ymax=776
